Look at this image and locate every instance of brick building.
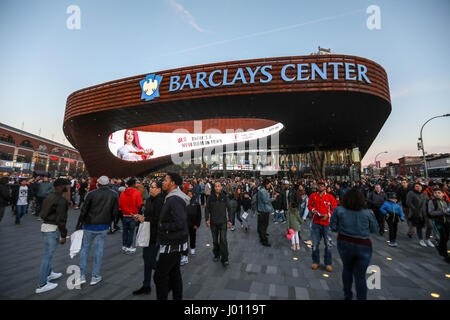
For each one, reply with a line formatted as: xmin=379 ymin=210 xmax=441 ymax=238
xmin=0 ymin=122 xmax=87 ymax=177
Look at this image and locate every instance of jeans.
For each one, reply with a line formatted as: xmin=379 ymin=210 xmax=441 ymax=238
xmin=273 ymin=210 xmax=286 ymax=222
xmin=36 ymin=197 xmax=44 ymax=216
xmin=386 ymin=214 xmax=400 ymax=242
xmin=79 ymin=229 xmax=108 ymax=278
xmin=417 ymin=219 xmax=432 ymax=240
xmin=78 ymin=193 xmax=86 ymax=208
xmin=143 ymin=243 xmax=160 ymax=287
xmin=311 ymin=223 xmax=332 ymax=265
xmin=257 ymin=211 xmax=270 ymax=243
xmin=154 ymin=251 xmax=183 ymax=300
xmin=337 ymin=239 xmax=372 ymax=300
xmin=210 ymin=223 xmax=229 ymax=262
xmin=230 ymin=208 xmax=242 ymax=226
xmin=433 ymin=220 xmax=449 ymax=258
xmin=15 ymin=205 xmax=28 ymax=224
xmin=188 ymin=226 xmax=197 ymax=249
xmin=122 ymin=217 xmax=137 ymax=247
xmin=38 ymin=231 xmax=60 ymax=287
xmin=373 ymin=208 xmax=385 ymax=234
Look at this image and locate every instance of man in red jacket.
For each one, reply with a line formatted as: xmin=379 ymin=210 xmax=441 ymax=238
xmin=308 ymin=180 xmax=337 ymax=272
xmin=119 ymin=178 xmax=143 ymax=254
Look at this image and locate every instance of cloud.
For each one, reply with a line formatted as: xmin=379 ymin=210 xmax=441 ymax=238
xmin=168 ymin=0 xmax=206 ymax=32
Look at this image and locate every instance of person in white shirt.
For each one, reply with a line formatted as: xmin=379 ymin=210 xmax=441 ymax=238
xmin=12 ymin=179 xmax=31 ymax=225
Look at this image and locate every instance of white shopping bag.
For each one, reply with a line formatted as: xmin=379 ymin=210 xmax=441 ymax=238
xmin=241 ymin=211 xmax=249 ymax=220
xmin=69 ymin=230 xmax=84 ymax=259
xmin=136 ymin=221 xmax=150 ymax=247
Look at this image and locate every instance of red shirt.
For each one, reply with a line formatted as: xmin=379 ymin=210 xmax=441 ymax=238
xmin=119 ymin=187 xmax=143 ymax=216
xmin=307 ymin=192 xmax=337 ymax=226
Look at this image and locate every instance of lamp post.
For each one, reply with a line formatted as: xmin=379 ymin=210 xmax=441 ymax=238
xmin=374 ymin=151 xmax=388 ymax=176
xmin=418 ymin=114 xmax=450 ymax=179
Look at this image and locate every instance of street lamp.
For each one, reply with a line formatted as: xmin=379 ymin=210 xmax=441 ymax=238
xmin=418 ymin=113 xmax=450 ymax=179
xmin=374 ymin=151 xmax=388 ymax=176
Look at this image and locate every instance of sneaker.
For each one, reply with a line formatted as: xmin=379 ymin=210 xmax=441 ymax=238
xmin=426 ymin=239 xmax=435 ymax=248
xmin=273 ymin=221 xmax=279 ymax=225
xmin=311 ymin=264 xmax=319 ymax=270
xmin=37 ymin=217 xmax=42 ymax=221
xmin=213 ymin=256 xmax=220 ymax=262
xmin=121 ymin=246 xmax=127 ymax=252
xmin=126 ymin=247 xmax=136 ymax=254
xmin=47 ymin=271 xmax=62 ymax=281
xmin=180 ymin=256 xmax=189 ymax=266
xmin=325 ymin=265 xmax=333 ymax=272
xmin=35 ymin=282 xmax=58 ymax=294
xmin=75 ymin=275 xmax=86 ymax=286
xmin=133 ymin=286 xmax=151 ymax=295
xmin=419 ymin=240 xmax=427 ymax=247
xmin=388 ymin=242 xmax=398 ymax=247
xmin=90 ymin=275 xmax=102 ymax=286
xmin=190 ymin=248 xmax=196 ymax=255
xmin=231 ymin=226 xmax=235 ymax=231
xmin=281 ymin=220 xmax=286 ymax=224
xmin=222 ymin=260 xmax=229 ymax=267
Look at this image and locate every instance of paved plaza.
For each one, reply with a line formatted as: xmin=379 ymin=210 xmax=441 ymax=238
xmin=0 ymin=206 xmax=449 ymax=300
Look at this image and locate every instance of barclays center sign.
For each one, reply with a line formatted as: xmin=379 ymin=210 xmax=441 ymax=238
xmin=140 ymin=61 xmax=372 ymax=101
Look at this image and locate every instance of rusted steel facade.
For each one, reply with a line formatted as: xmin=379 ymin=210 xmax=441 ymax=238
xmin=63 ymin=54 xmax=391 ymax=177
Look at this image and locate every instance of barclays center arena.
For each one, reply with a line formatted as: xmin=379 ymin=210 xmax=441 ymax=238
xmin=63 ymin=49 xmax=391 ymax=179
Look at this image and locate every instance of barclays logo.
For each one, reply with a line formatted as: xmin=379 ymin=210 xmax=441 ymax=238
xmin=140 ymin=74 xmax=163 ymax=101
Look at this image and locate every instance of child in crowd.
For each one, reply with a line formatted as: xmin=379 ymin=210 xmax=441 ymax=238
xmin=380 ymin=192 xmax=405 ymax=247
xmin=287 ymin=204 xmax=302 ymax=250
xmin=241 ymin=192 xmax=252 ymax=232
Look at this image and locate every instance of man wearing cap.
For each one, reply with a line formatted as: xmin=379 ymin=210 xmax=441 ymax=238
xmin=307 ymin=180 xmax=337 ymax=272
xmin=35 ymin=178 xmax=70 ymax=294
xmin=75 ymin=175 xmax=119 ymax=286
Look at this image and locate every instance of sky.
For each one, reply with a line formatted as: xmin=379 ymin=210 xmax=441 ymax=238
xmin=0 ymin=0 xmax=449 ymax=167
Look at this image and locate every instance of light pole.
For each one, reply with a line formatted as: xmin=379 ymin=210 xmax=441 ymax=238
xmin=374 ymin=151 xmax=388 ymax=176
xmin=418 ymin=113 xmax=450 ymax=179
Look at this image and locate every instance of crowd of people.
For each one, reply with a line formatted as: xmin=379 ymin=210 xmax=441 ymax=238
xmin=0 ymin=173 xmax=449 ymax=300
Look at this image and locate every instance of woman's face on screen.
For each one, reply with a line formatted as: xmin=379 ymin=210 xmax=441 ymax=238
xmin=126 ymin=130 xmax=134 ymax=144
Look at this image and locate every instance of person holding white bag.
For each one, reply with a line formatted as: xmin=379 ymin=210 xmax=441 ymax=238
xmin=75 ymin=176 xmax=119 ymax=286
xmin=132 ymin=179 xmax=165 ymax=295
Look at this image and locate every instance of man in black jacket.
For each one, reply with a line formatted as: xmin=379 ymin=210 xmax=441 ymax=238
xmin=205 ymin=182 xmax=232 ymax=267
xmin=36 ymin=178 xmax=70 ymax=294
xmin=367 ymin=184 xmax=387 ymax=235
xmin=132 ymin=179 xmax=165 ymax=295
xmin=154 ymin=172 xmax=190 ymax=300
xmin=0 ymin=177 xmax=11 ymax=223
xmin=75 ymin=175 xmax=119 ymax=286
